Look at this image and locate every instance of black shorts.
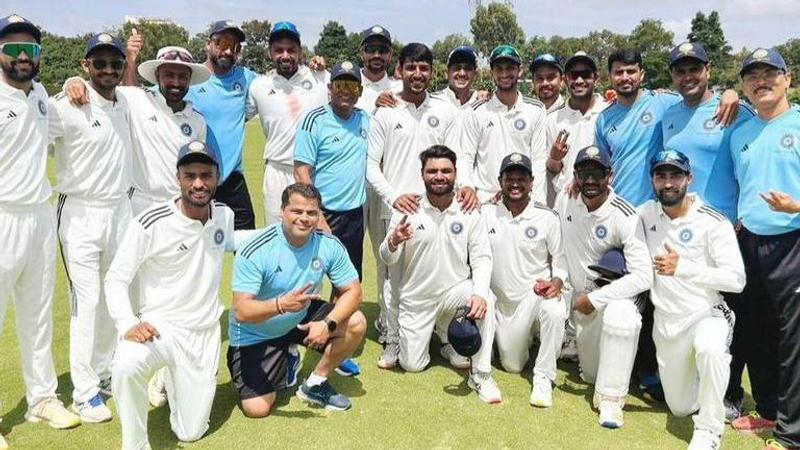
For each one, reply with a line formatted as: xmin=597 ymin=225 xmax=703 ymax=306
xmin=323 ymin=206 xmax=364 ymax=280
xmin=214 ymin=171 xmax=255 ymax=230
xmin=227 ymin=300 xmax=333 ymax=400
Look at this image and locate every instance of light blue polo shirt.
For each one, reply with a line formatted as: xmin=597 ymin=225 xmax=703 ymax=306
xmin=186 ymin=65 xmax=257 ymax=183
xmin=293 ymin=105 xmax=369 ymax=211
xmin=230 ymin=223 xmax=359 ymax=347
xmin=730 ymin=108 xmax=800 ymax=235
xmin=595 ymin=90 xmax=682 ymax=206
xmin=663 ymin=95 xmax=755 ymax=222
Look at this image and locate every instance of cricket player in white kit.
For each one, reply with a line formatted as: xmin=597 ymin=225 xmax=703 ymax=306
xmin=555 ymin=145 xmax=653 ymax=428
xmin=105 ymin=141 xmax=236 ymax=450
xmin=485 ymin=153 xmax=568 ymax=408
xmin=380 ymin=145 xmax=501 ymax=404
xmin=0 ymin=15 xmax=81 ymax=445
xmin=639 ymin=149 xmax=745 ymax=450
xmin=49 ymin=33 xmax=133 ymax=422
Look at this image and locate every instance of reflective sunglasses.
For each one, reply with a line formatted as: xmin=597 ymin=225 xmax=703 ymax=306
xmin=566 ymin=69 xmax=594 ymax=81
xmin=0 ymin=42 xmax=42 ymax=59
xmin=89 ymin=59 xmax=125 ymax=71
xmin=160 ymin=50 xmax=192 ymax=63
xmin=363 ymin=44 xmax=390 ymax=55
xmin=332 ymin=79 xmax=361 ymax=95
xmin=211 ymin=37 xmax=241 ymax=52
xmin=575 ymin=167 xmax=609 ymax=181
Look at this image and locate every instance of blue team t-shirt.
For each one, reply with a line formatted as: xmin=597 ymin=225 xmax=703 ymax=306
xmin=293 ymin=105 xmax=369 ymax=212
xmin=230 ymin=223 xmax=359 ymax=347
xmin=663 ymin=95 xmax=755 ymax=222
xmin=595 ymin=90 xmax=682 ymax=206
xmin=730 ymin=108 xmax=800 ymax=235
xmin=186 ymin=65 xmax=257 ymax=183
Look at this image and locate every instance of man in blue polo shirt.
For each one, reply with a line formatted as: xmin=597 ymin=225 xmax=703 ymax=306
xmin=294 ymin=60 xmax=369 ymax=278
xmin=227 ymin=183 xmax=366 ymax=417
xmin=186 ymin=20 xmax=258 ymax=230
xmin=728 ymin=48 xmax=800 ymax=450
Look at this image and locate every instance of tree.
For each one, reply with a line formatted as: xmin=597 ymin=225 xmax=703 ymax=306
xmin=628 ymin=19 xmax=674 ymax=89
xmin=431 ymin=33 xmax=472 ymax=63
xmin=186 ymin=31 xmax=208 ymax=63
xmin=777 ymin=38 xmax=800 ymax=86
xmin=315 ymin=21 xmax=359 ymax=67
xmin=120 ymin=20 xmax=190 ymax=62
xmin=241 ymin=19 xmax=271 ymax=74
xmin=470 ymin=2 xmax=525 ymax=57
xmin=39 ymin=32 xmax=87 ymax=95
xmin=688 ymin=11 xmax=734 ymax=88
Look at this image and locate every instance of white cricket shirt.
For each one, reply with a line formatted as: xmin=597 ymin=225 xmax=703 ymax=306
xmin=546 ymin=94 xmax=566 ymax=115
xmin=435 ymin=87 xmax=480 ymax=110
xmin=355 ymin=71 xmax=402 ymax=115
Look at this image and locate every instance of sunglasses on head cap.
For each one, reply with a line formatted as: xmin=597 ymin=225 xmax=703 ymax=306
xmin=161 ymin=50 xmax=192 ymax=63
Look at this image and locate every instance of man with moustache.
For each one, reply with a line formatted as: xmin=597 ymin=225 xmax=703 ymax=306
xmin=639 ymin=149 xmax=744 ymax=450
xmin=0 ymin=15 xmax=81 ymax=446
xmin=49 ymin=33 xmax=133 ymax=423
xmin=531 ymin=53 xmax=566 ymax=114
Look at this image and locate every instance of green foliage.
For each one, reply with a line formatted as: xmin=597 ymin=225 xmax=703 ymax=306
xmin=241 ymin=19 xmax=271 ymax=74
xmin=777 ymin=38 xmax=800 ymax=86
xmin=120 ymin=21 xmax=189 ymax=62
xmin=688 ymin=11 xmax=735 ymax=88
xmin=38 ymin=32 xmax=86 ymax=95
xmin=431 ymin=33 xmax=472 ymax=63
xmin=314 ymin=21 xmax=360 ymax=67
xmin=470 ymin=2 xmax=525 ymax=57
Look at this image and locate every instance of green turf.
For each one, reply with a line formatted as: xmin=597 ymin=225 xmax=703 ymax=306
xmin=0 ymin=121 xmax=765 ymax=449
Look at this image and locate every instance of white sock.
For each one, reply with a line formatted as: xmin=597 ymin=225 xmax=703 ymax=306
xmin=305 ymin=373 xmax=327 ymax=387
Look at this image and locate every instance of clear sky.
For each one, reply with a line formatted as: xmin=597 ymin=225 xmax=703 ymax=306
xmin=7 ymin=0 xmax=798 ymax=51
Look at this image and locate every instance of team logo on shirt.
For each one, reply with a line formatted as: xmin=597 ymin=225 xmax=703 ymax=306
xmin=180 ymin=123 xmax=192 ymax=136
xmin=214 ymin=229 xmax=225 ymax=245
xmin=450 ymin=221 xmax=464 ymax=235
xmin=514 ymin=118 xmax=526 ymax=131
xmin=703 ymin=118 xmax=717 ymax=130
xmin=679 ymin=228 xmax=693 ymax=243
xmin=780 ymin=133 xmax=796 ymax=149
xmin=594 ymin=225 xmax=608 ymax=239
xmin=311 ymin=257 xmax=324 ymax=272
xmin=302 ymin=80 xmax=313 ymax=90
xmin=360 ymin=128 xmax=367 ymax=139
xmin=427 ymin=116 xmax=440 ymax=128
xmin=640 ymin=111 xmax=653 ymax=125
xmin=37 ymin=99 xmax=47 ymax=116
xmin=232 ymin=82 xmax=243 ymax=92
xmin=524 ymin=226 xmax=538 ymax=239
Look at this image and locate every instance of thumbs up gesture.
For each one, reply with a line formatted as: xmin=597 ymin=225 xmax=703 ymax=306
xmin=653 ymin=242 xmax=680 ymax=276
xmin=127 ymin=27 xmax=144 ymax=62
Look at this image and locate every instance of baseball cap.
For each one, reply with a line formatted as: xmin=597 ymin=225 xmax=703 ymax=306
xmin=588 ymin=248 xmax=628 ymax=282
xmin=447 ymin=306 xmax=482 ymax=358
xmin=669 ymin=42 xmax=709 ymax=68
xmin=650 ymin=149 xmax=691 ymax=174
xmin=574 ymin=145 xmax=612 ymax=170
xmin=85 ymin=33 xmax=126 ymax=59
xmin=270 ymin=21 xmax=300 ymax=45
xmin=0 ymin=14 xmax=41 ymax=43
xmin=740 ymin=47 xmax=787 ymax=76
xmin=564 ymin=51 xmax=597 ymax=72
xmin=177 ymin=140 xmax=219 ymax=168
xmin=530 ymin=53 xmax=563 ymax=74
xmin=499 ymin=152 xmax=532 ymax=176
xmin=330 ymin=60 xmax=361 ymax=82
xmin=208 ymin=20 xmax=245 ymax=42
xmin=360 ymin=25 xmax=391 ymax=46
xmin=447 ymin=46 xmax=477 ymax=68
xmin=138 ymin=46 xmax=211 ymax=86
xmin=489 ymin=45 xmax=521 ymax=66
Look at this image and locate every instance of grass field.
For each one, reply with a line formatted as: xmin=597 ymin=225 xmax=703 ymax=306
xmin=0 ymin=121 xmax=765 ymax=449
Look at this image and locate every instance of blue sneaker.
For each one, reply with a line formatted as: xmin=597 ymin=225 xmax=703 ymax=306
xmin=286 ymin=345 xmax=301 ymax=388
xmin=296 ymin=381 xmax=351 ymax=411
xmin=334 ymin=358 xmax=361 ymax=377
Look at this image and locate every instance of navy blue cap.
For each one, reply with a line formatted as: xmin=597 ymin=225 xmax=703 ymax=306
xmin=270 ymin=21 xmax=300 ymax=45
xmin=0 ymin=14 xmax=41 ymax=43
xmin=208 ymin=20 xmax=245 ymax=42
xmin=330 ymin=60 xmax=361 ymax=82
xmin=177 ymin=140 xmax=218 ymax=168
xmin=530 ymin=53 xmax=563 ymax=74
xmin=669 ymin=42 xmax=709 ymax=68
xmin=85 ymin=33 xmax=126 ymax=59
xmin=447 ymin=306 xmax=482 ymax=358
xmin=588 ymin=249 xmax=628 ymax=281
xmin=574 ymin=145 xmax=612 ymax=170
xmin=740 ymin=47 xmax=787 ymax=76
xmin=489 ymin=45 xmax=522 ymax=66
xmin=447 ymin=46 xmax=477 ymax=68
xmin=360 ymin=25 xmax=391 ymax=46
xmin=564 ymin=51 xmax=597 ymax=72
xmin=500 ymin=152 xmax=532 ymax=175
xmin=650 ymin=149 xmax=691 ymax=174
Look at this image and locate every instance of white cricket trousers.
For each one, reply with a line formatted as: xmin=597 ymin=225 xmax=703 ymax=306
xmin=368 ymin=203 xmax=402 ymax=344
xmin=495 ymin=294 xmax=566 ymax=381
xmin=57 ymin=194 xmax=131 ymax=403
xmin=576 ymin=299 xmax=641 ymax=400
xmin=113 ymin=321 xmax=220 ymax=450
xmin=262 ymin=160 xmax=295 ymax=226
xmin=0 ymin=202 xmax=58 ymax=407
xmin=654 ymin=315 xmax=730 ymax=436
xmin=398 ymin=280 xmax=496 ymax=373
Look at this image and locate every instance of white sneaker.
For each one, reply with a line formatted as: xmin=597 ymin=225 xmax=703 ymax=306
xmin=71 ymin=393 xmax=112 ymax=423
xmin=529 ymin=375 xmax=553 ymax=408
xmin=25 ymin=397 xmax=80 ymax=429
xmin=377 ymin=342 xmax=400 ymax=369
xmin=559 ymin=337 xmax=579 ymax=362
xmin=148 ymin=368 xmax=168 ymax=407
xmin=687 ymin=428 xmax=721 ymax=450
xmin=468 ymin=371 xmax=502 ymax=404
xmin=439 ymin=343 xmax=471 ymax=369
xmin=598 ymin=399 xmax=624 ymax=429
xmin=0 ymin=432 xmax=7 ymax=450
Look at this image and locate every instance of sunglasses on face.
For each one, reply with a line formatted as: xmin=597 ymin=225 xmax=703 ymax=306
xmin=363 ymin=44 xmax=390 ymax=55
xmin=332 ymin=79 xmax=361 ymax=95
xmin=89 ymin=58 xmax=125 ymax=71
xmin=211 ymin=38 xmax=241 ymax=52
xmin=575 ymin=167 xmax=609 ymax=181
xmin=0 ymin=42 xmax=42 ymax=60
xmin=161 ymin=50 xmax=192 ymax=62
xmin=566 ymin=69 xmax=594 ymax=81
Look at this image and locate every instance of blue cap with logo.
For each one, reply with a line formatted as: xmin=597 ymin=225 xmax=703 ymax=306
xmin=270 ymin=21 xmax=300 ymax=45
xmin=447 ymin=305 xmax=482 ymax=358
xmin=208 ymin=20 xmax=245 ymax=42
xmin=669 ymin=42 xmax=709 ymax=68
xmin=588 ymin=248 xmax=628 ymax=282
xmin=360 ymin=25 xmax=391 ymax=46
xmin=0 ymin=14 xmax=41 ymax=43
xmin=85 ymin=33 xmax=126 ymax=59
xmin=447 ymin=46 xmax=478 ymax=68
xmin=574 ymin=145 xmax=612 ymax=170
xmin=489 ymin=45 xmax=522 ymax=66
xmin=177 ymin=140 xmax=219 ymax=168
xmin=500 ymin=152 xmax=532 ymax=175
xmin=650 ymin=149 xmax=691 ymax=174
xmin=530 ymin=53 xmax=563 ymax=74
xmin=565 ymin=51 xmax=597 ymax=72
xmin=330 ymin=60 xmax=361 ymax=82
xmin=740 ymin=47 xmax=787 ymax=76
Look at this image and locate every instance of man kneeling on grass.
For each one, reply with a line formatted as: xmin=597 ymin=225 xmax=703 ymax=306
xmin=228 ymin=183 xmax=366 ymax=416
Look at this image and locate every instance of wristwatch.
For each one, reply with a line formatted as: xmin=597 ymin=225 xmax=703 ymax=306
xmin=323 ymin=317 xmax=337 ymax=333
